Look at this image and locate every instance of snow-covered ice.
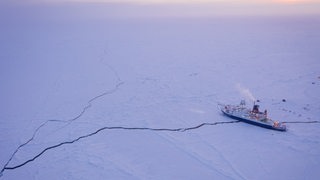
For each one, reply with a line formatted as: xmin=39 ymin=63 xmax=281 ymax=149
xmin=1 ymin=2 xmax=320 ymax=180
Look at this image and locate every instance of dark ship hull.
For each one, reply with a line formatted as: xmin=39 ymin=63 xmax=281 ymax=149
xmin=219 ymin=103 xmax=286 ymax=132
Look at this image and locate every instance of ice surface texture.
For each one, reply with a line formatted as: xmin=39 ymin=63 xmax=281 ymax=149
xmin=1 ymin=2 xmax=320 ymax=180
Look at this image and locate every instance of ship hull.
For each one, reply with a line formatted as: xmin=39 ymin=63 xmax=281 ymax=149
xmin=221 ymin=109 xmax=286 ymax=132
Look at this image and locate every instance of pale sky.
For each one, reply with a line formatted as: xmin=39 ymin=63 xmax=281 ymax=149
xmin=2 ymin=0 xmax=320 ymax=17
xmin=8 ymin=0 xmax=320 ymax=4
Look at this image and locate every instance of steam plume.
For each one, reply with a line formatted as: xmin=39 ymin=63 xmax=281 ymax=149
xmin=236 ymin=83 xmax=256 ymax=103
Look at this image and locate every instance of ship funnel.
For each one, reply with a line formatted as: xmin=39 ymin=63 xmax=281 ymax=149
xmin=252 ymin=104 xmax=260 ymax=113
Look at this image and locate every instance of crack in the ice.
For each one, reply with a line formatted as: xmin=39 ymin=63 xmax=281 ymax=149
xmin=0 ymin=81 xmax=124 ymax=177
xmin=100 ymin=45 xmax=122 ymax=83
xmin=0 ymin=120 xmax=240 ymax=175
xmin=0 ymin=48 xmax=126 ymax=177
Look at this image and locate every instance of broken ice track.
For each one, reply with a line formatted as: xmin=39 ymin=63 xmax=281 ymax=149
xmin=1 ymin=120 xmax=319 ymax=177
xmin=0 ymin=120 xmax=240 ymax=177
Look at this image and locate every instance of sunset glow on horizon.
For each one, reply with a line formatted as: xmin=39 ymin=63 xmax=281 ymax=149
xmin=78 ymin=0 xmax=315 ymax=4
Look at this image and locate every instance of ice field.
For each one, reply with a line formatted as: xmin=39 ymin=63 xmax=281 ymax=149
xmin=1 ymin=2 xmax=320 ymax=179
